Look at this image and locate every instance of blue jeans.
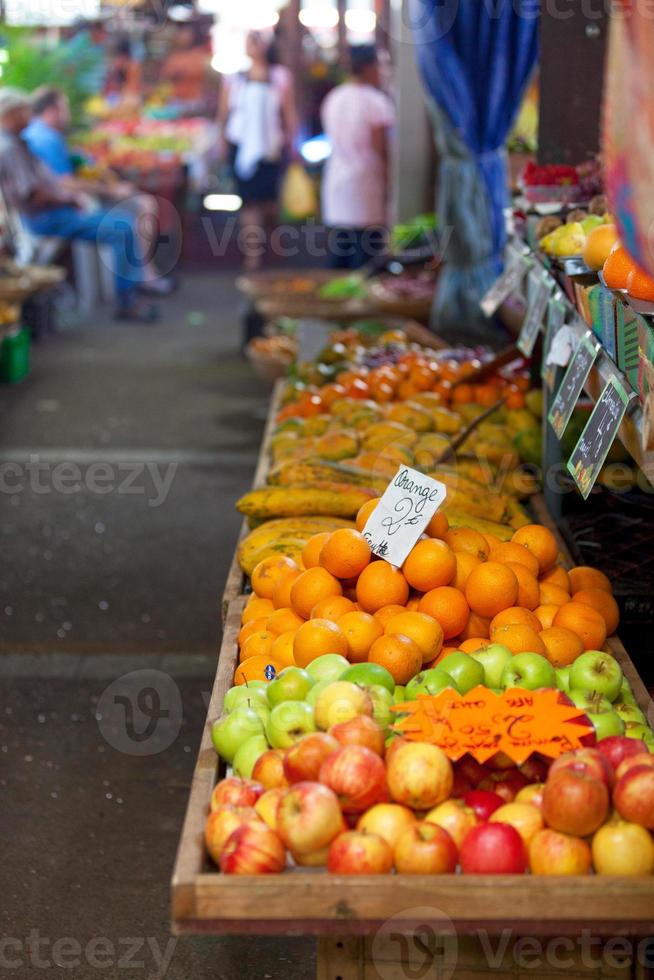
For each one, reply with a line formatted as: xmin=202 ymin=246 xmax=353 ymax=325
xmin=24 ymin=206 xmax=143 ymax=301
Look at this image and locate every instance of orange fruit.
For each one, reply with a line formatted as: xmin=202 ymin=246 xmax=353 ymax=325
xmin=511 ymin=525 xmax=558 ymax=574
xmin=356 ymin=561 xmax=409 ymax=613
xmin=239 ymin=630 xmax=275 ymax=663
xmin=302 ymin=532 xmax=333 ymax=569
xmin=568 ymin=566 xmax=612 ymax=595
xmin=489 ymin=541 xmax=540 ymax=578
xmin=234 ymin=654 xmax=285 ymax=685
xmin=241 ymin=597 xmax=275 ymax=624
xmin=356 ymin=497 xmax=380 ymax=532
xmin=425 ymin=511 xmax=449 ymax=539
xmin=338 ymin=610 xmax=383 ymax=663
xmin=251 ymin=555 xmax=301 ymax=599
xmin=402 ymin=539 xmax=456 ymax=591
xmin=290 ymin=567 xmax=342 ymax=619
xmin=374 ymin=603 xmax=408 ymax=629
xmin=504 ymin=562 xmax=540 ymax=611
xmin=311 ymin=595 xmax=356 ymax=622
xmin=465 ymin=562 xmax=519 ymax=619
xmin=602 ymin=245 xmax=638 ymax=290
xmin=266 ymin=607 xmax=305 ymax=636
xmin=293 ymin=618 xmax=348 ymax=668
xmin=627 ymin=265 xmax=654 ymax=302
xmin=459 ymin=638 xmax=492 ymax=653
xmin=534 ymin=604 xmax=559 ymax=630
xmin=583 ymin=224 xmax=619 ymax=271
xmin=539 ymin=627 xmax=584 ymax=667
xmin=238 ymin=617 xmax=270 ymax=647
xmin=483 ymin=533 xmax=503 ymax=553
xmin=368 ymin=633 xmax=424 ymax=685
xmin=492 ymin=624 xmax=547 ymax=656
xmin=538 ymin=582 xmax=570 ymax=607
xmin=490 ymin=607 xmax=542 ymax=636
xmin=418 ymin=587 xmax=470 ymax=640
xmin=319 ymin=528 xmax=371 ymax=579
xmin=271 ymin=630 xmax=298 ymax=667
xmin=452 ymin=552 xmax=482 ymax=591
xmin=271 ymin=569 xmax=302 ymax=609
xmin=443 ymin=528 xmax=489 ymax=561
xmin=385 ymin=610 xmax=444 ymax=664
xmin=459 ymin=612 xmax=491 ymax=640
xmin=540 ymin=566 xmax=571 ymax=592
xmin=553 ymin=602 xmax=607 ymax=651
xmin=568 ymin=588 xmax=619 ymax=637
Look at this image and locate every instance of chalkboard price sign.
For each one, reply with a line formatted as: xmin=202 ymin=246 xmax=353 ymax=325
xmin=542 ymin=296 xmax=567 ymax=390
xmin=518 ymin=270 xmax=553 ymax=357
xmin=480 ymin=254 xmax=527 ymax=317
xmin=548 ymin=331 xmax=600 ymax=439
xmin=567 ymin=377 xmax=633 ymax=499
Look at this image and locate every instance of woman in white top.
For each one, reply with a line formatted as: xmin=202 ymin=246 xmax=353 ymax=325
xmin=218 ymin=32 xmax=297 ymax=271
xmin=321 ymin=45 xmax=395 ymax=269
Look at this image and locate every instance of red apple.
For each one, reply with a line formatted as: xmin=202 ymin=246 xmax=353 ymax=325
xmin=529 ymin=828 xmax=592 ymax=875
xmin=252 ymin=749 xmax=289 ymax=790
xmin=327 ymin=830 xmax=393 ymax=874
xmin=204 ymin=805 xmax=259 ymax=864
xmin=292 ymin=845 xmax=331 ymax=867
xmin=450 ymin=770 xmax=473 ymax=797
xmin=210 ymin=777 xmax=264 ymax=811
xmin=425 ymin=799 xmax=478 ymax=848
xmin=592 ymin=816 xmax=654 ymax=874
xmin=596 ymin=736 xmax=648 ymax=772
xmin=549 ymin=748 xmax=613 ymax=789
xmin=489 ymin=802 xmax=544 ymax=845
xmin=283 ymin=733 xmax=339 ymax=784
xmin=459 ymin=823 xmax=527 ymax=874
xmin=319 ymin=745 xmax=387 ymax=813
xmin=613 ymin=765 xmax=654 ymax=829
xmin=542 ymin=771 xmax=609 ymax=837
xmin=457 ymin=754 xmax=489 ymax=785
xmin=486 ymin=750 xmax=518 ymax=771
xmin=384 ymin=735 xmax=408 ymax=763
xmin=615 ymin=752 xmax=654 ymax=780
xmin=254 ymin=788 xmax=284 ymax=830
xmin=220 ymin=821 xmax=286 ymax=874
xmin=386 ymin=742 xmax=453 ymax=810
xmin=477 ymin=768 xmax=529 ymax=802
xmin=515 ymin=783 xmax=545 ymax=810
xmin=463 ymin=789 xmax=505 ymax=821
xmin=394 ymin=821 xmax=458 ymax=874
xmin=356 ymin=803 xmax=416 ymax=849
xmin=519 ymin=755 xmax=550 ymax=784
xmin=277 ymin=781 xmax=344 ymax=855
xmin=330 ymin=715 xmax=385 ymax=756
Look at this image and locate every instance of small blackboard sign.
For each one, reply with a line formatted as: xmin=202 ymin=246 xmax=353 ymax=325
xmin=480 ymin=254 xmax=528 ymax=317
xmin=518 ymin=270 xmax=553 ymax=357
xmin=567 ymin=377 xmax=633 ymax=499
xmin=542 ymin=295 xmax=567 ymax=390
xmin=548 ymin=332 xmax=600 ymax=439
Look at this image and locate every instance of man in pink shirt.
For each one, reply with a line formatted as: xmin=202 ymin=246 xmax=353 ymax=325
xmin=321 ymin=45 xmax=395 ymax=269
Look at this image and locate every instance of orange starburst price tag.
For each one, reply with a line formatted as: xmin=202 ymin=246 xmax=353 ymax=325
xmin=390 ymin=687 xmax=594 ymax=765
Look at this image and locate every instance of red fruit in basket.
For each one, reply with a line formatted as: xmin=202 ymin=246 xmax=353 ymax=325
xmin=615 ymin=752 xmax=654 ymax=780
xmin=329 ymin=715 xmax=385 ymax=756
xmin=456 ymin=754 xmax=489 ymax=785
xmin=319 ymin=745 xmax=387 ymax=814
xmin=283 ymin=733 xmax=339 ymax=784
xmin=549 ymin=748 xmax=614 ymax=789
xmin=220 ymin=821 xmax=286 ymax=875
xmin=477 ymin=768 xmax=529 ymax=803
xmin=529 ymin=828 xmax=592 ymax=876
xmin=277 ymin=782 xmax=344 ymax=855
xmin=450 ymin=769 xmax=473 ymax=797
xmin=210 ymin=777 xmax=264 ymax=811
xmin=463 ymin=789 xmax=505 ymax=822
xmin=394 ymin=821 xmax=458 ymax=874
xmin=542 ymin=770 xmax=609 ymax=837
xmin=386 ymin=742 xmax=453 ymax=810
xmin=252 ymin=749 xmax=289 ymax=790
xmin=327 ymin=830 xmax=394 ymax=874
xmin=613 ymin=765 xmax=654 ymax=829
xmin=459 ymin=823 xmax=527 ymax=874
xmin=597 ymin=736 xmax=648 ymax=772
xmin=518 ymin=755 xmax=550 ymax=784
xmin=204 ymin=805 xmax=259 ymax=864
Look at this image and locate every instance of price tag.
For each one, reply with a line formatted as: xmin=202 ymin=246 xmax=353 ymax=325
xmin=567 ymin=376 xmax=634 ymax=499
xmin=518 ymin=270 xmax=553 ymax=356
xmin=362 ymin=466 xmax=447 ymax=567
xmin=391 ymin=687 xmax=593 ymax=764
xmin=542 ymin=295 xmax=567 ymax=390
xmin=480 ymin=253 xmax=527 ymax=317
xmin=548 ymin=331 xmax=600 ymax=439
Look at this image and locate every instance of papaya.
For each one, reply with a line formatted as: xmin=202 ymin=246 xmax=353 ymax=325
xmin=236 ymin=484 xmax=377 ymax=520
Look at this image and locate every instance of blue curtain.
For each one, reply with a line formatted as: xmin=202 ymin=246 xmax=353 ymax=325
xmin=411 ymin=0 xmax=539 ymax=342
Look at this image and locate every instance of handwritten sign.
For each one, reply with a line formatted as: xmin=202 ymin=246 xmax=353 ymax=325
xmin=518 ymin=270 xmax=553 ymax=357
xmin=542 ymin=295 xmax=567 ymax=391
xmin=362 ymin=466 xmax=447 ymax=567
xmin=567 ymin=376 xmax=634 ymax=499
xmin=390 ymin=687 xmax=593 ymax=764
xmin=480 ymin=253 xmax=527 ymax=317
xmin=548 ymin=331 xmax=599 ymax=439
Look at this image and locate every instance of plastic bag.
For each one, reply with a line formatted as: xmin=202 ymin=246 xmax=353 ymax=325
xmin=281 ymin=164 xmax=317 ymax=221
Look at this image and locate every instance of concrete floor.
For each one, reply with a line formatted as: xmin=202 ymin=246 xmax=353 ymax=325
xmin=0 ymin=276 xmax=315 ymax=979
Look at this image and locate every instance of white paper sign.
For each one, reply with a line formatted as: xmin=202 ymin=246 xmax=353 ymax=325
xmin=362 ymin=466 xmax=447 ymax=567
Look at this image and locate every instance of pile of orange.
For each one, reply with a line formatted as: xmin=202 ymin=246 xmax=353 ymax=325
xmin=602 ymin=242 xmax=654 ymax=300
xmin=235 ymin=510 xmax=619 ymax=686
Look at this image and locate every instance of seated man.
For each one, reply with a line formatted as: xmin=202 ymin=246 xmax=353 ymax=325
xmin=0 ymin=87 xmax=157 ymax=322
xmin=24 ymin=86 xmax=171 ymax=295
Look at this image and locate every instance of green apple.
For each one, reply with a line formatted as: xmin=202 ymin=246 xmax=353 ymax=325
xmin=501 ymin=652 xmax=556 ymax=691
xmin=211 ymin=707 xmax=265 ymax=764
xmin=569 ymin=650 xmax=623 ymax=702
xmin=369 ymin=684 xmax=393 ymax=729
xmin=265 ymin=700 xmax=316 ymax=749
xmin=569 ymin=691 xmax=625 ymax=740
xmin=555 ymin=666 xmax=571 ymax=693
xmin=223 ymin=684 xmax=268 ymax=714
xmin=437 ymin=651 xmax=484 ymax=694
xmin=614 ymin=702 xmax=646 ymax=725
xmin=306 ymin=653 xmax=350 ymax=685
xmin=314 ymin=681 xmax=372 ymax=730
xmin=266 ymin=666 xmax=313 ymax=707
xmin=341 ymin=663 xmax=395 ymax=694
xmin=618 ymin=679 xmax=637 ymax=705
xmin=232 ymin=734 xmax=268 ymax=778
xmin=471 ymin=644 xmax=513 ymax=689
xmin=625 ymin=723 xmax=654 ymax=749
xmin=306 ymin=678 xmax=331 ymax=707
xmin=405 ymin=668 xmax=459 ymax=700
xmin=393 ymin=685 xmax=407 ymax=704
